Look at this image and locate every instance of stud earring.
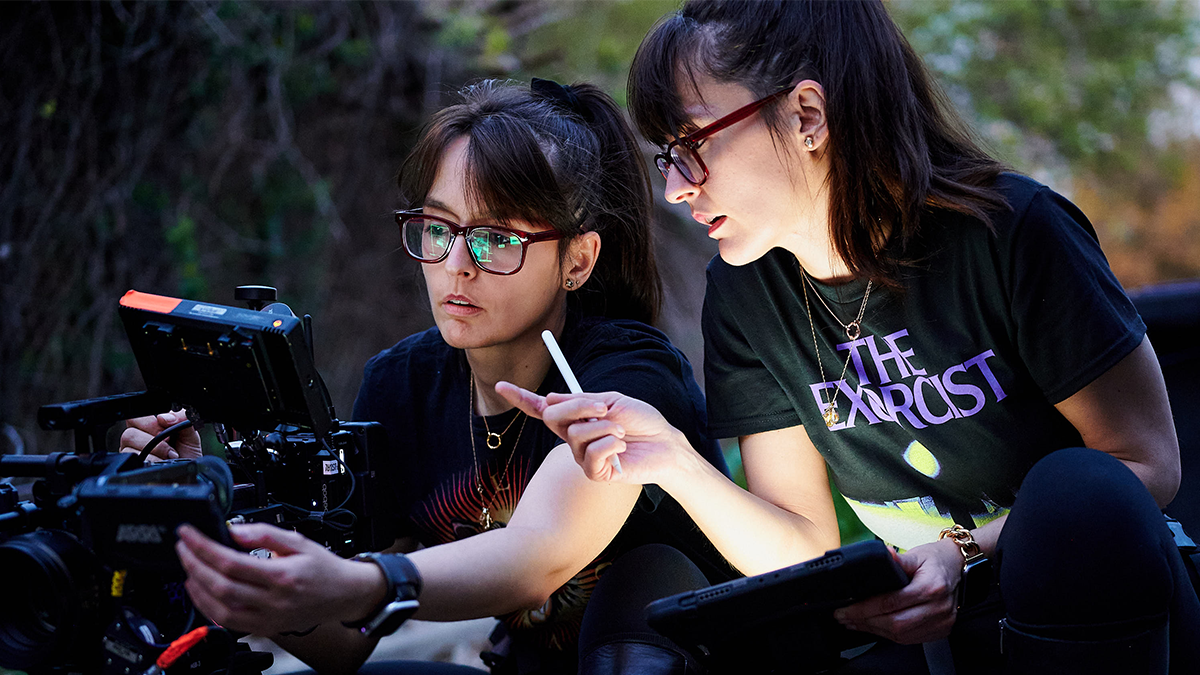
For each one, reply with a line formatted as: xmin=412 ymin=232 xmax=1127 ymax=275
xmin=804 ymin=136 xmax=815 ymax=150
xmin=565 ymin=279 xmax=575 ymax=289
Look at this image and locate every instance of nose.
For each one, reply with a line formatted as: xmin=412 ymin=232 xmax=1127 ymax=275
xmin=663 ymin=165 xmax=698 ymax=204
xmin=442 ymin=234 xmax=477 ymax=277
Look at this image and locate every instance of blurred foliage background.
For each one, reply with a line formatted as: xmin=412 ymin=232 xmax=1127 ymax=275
xmin=2 ymin=0 xmax=1199 ymax=551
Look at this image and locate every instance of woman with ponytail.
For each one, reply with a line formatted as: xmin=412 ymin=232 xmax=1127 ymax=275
xmin=143 ymin=79 xmax=732 ymax=675
xmin=503 ymin=1 xmax=1199 ymax=673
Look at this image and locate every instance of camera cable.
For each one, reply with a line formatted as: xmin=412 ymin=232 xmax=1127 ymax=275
xmin=138 ymin=418 xmax=195 ymax=463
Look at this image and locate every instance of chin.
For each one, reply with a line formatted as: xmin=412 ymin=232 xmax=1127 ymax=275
xmin=717 ymin=239 xmax=771 ymax=267
xmin=434 ymin=319 xmax=485 ymax=350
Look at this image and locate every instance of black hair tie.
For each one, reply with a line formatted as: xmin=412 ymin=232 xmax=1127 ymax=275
xmin=531 ymin=77 xmax=593 ymax=122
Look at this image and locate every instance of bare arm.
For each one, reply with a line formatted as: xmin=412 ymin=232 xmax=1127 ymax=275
xmin=657 ymin=425 xmax=841 ymax=575
xmin=408 ymin=443 xmax=641 ymax=618
xmin=499 ymin=384 xmax=840 ymax=575
xmin=178 ymin=446 xmax=640 ymax=672
xmin=1053 ymin=336 xmax=1179 ymax=507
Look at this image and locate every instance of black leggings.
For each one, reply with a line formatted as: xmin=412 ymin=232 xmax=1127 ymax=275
xmin=843 ymin=447 xmax=1200 ymax=674
xmin=577 ymin=543 xmax=711 ymax=666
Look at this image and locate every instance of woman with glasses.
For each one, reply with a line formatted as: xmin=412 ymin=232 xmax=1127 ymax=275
xmin=504 ymin=1 xmax=1199 ymax=673
xmin=126 ymin=79 xmax=732 ymax=675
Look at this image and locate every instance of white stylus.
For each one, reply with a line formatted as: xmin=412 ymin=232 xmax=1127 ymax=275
xmin=541 ymin=329 xmax=623 ymax=474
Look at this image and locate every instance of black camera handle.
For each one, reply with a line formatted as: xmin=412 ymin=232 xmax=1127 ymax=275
xmin=37 ymin=390 xmax=170 ymax=455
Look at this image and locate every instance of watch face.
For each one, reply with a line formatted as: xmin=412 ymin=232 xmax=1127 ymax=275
xmin=366 ymin=599 xmax=420 ymax=639
xmin=957 ymin=557 xmax=995 ymax=610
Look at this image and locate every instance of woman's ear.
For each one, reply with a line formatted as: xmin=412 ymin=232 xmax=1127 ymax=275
xmin=789 ymin=79 xmax=828 ymax=152
xmin=563 ymin=231 xmax=601 ymax=290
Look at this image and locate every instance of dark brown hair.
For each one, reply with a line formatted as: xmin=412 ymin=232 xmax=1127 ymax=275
xmin=629 ymin=0 xmax=1008 ymax=286
xmin=398 ymin=79 xmax=662 ymax=324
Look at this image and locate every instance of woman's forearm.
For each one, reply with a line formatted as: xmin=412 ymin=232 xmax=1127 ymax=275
xmin=407 ymin=527 xmax=566 ymax=620
xmin=657 ymin=429 xmax=842 ymax=576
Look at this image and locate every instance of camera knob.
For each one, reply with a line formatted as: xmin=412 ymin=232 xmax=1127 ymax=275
xmin=235 ymin=285 xmax=277 ymax=311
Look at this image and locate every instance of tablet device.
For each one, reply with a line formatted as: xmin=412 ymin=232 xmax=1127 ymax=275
xmin=646 ymin=539 xmax=908 ymax=672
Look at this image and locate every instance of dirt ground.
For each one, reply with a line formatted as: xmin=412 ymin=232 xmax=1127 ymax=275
xmin=248 ymin=618 xmax=496 ymax=673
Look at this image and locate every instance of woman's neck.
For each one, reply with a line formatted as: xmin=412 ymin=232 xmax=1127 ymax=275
xmin=781 ymin=231 xmax=855 ymax=283
xmin=465 ymin=316 xmax=567 ymax=416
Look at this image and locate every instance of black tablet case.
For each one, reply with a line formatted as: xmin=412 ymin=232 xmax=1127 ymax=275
xmin=646 ymin=539 xmax=908 ymax=672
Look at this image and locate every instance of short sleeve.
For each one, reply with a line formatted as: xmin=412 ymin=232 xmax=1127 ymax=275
xmin=1001 ymin=184 xmax=1145 ymax=403
xmin=702 ymin=260 xmax=801 ymax=439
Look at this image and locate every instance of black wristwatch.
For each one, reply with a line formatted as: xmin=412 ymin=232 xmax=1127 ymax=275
xmin=343 ymin=552 xmax=422 ymax=640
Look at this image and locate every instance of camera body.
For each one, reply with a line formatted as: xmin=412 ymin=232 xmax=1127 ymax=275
xmin=0 ymin=288 xmax=391 ymax=674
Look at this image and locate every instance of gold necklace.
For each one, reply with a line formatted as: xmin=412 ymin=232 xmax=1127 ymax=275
xmin=800 ymin=269 xmax=872 ymax=427
xmin=802 ymin=269 xmax=871 ymax=341
xmin=468 ymin=377 xmax=527 ymax=530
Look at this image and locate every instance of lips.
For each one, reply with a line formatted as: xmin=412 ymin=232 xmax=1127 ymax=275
xmin=442 ymin=294 xmax=481 ymax=316
xmin=692 ymin=212 xmax=727 ymax=234
xmin=705 ymin=215 xmax=726 ymax=236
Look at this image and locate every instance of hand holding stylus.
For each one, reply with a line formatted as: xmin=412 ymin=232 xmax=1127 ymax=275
xmin=540 ymin=330 xmax=623 ymax=474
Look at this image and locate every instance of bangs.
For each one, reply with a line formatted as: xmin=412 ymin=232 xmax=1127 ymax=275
xmin=399 ymin=97 xmax=576 ymax=233
xmin=628 ymin=13 xmax=712 ymax=147
xmin=463 ymin=111 xmax=574 ymax=232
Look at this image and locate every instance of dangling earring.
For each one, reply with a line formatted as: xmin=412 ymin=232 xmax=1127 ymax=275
xmin=804 ymin=136 xmax=815 ymax=150
xmin=564 ymin=279 xmax=575 ymax=289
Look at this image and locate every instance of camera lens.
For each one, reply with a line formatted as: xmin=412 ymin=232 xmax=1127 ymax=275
xmin=0 ymin=530 xmax=107 ymax=672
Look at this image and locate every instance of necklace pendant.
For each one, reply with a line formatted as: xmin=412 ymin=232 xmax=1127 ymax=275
xmin=845 ymin=321 xmax=861 ymax=341
xmin=485 ymin=431 xmax=502 ymax=450
xmin=823 ymin=405 xmax=840 ymax=427
xmin=480 ymin=507 xmax=492 ymax=530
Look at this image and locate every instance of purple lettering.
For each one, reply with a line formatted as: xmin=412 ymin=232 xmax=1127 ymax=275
xmin=860 ymin=386 xmax=895 ymax=422
xmin=882 ymin=329 xmax=927 ymax=377
xmin=840 ymin=337 xmax=873 ymax=384
xmin=837 ymin=380 xmax=883 ymax=428
xmin=942 ymin=364 xmax=986 ymax=416
xmin=867 ymin=335 xmax=912 ymax=385
xmin=925 ymin=373 xmax=964 ymax=420
xmin=881 ymin=383 xmax=928 ymax=429
xmin=913 ymin=376 xmax=956 ymax=425
xmin=964 ymin=350 xmax=1007 ymax=401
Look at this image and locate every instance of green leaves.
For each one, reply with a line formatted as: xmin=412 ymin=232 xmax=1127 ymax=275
xmin=893 ymin=0 xmax=1198 ymax=184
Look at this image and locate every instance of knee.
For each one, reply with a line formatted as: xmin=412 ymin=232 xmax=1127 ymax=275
xmin=998 ymin=448 xmax=1175 ymax=627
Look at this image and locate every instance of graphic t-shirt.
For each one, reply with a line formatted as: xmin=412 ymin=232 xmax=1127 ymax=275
xmin=703 ymin=173 xmax=1145 ymax=550
xmin=353 ymin=314 xmax=732 ymax=657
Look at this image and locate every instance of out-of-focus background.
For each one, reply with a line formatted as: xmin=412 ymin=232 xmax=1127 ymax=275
xmin=1 ymin=0 xmax=1199 ymax=671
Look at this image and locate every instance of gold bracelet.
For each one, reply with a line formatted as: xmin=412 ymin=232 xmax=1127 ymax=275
xmin=938 ymin=523 xmax=983 ymax=563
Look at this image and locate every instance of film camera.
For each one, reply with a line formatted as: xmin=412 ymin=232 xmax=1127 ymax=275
xmin=0 ymin=286 xmax=392 ymax=674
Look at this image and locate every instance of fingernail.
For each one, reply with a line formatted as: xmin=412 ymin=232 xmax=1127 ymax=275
xmin=593 ymin=404 xmax=606 ymax=414
xmin=615 ymin=425 xmax=625 ymax=436
xmin=832 ymin=609 xmax=846 ymax=621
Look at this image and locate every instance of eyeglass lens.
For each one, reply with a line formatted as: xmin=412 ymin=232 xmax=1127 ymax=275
xmin=657 ymin=146 xmax=703 ymax=183
xmin=402 ymin=217 xmax=526 ymax=273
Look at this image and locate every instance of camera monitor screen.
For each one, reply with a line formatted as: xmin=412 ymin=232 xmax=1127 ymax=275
xmin=118 ymin=290 xmax=334 ymax=439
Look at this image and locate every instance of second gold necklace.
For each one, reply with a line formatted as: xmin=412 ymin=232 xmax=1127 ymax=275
xmin=799 ymin=268 xmax=872 ymax=427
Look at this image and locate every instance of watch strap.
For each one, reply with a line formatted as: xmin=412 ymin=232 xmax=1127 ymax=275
xmin=343 ymin=552 xmax=422 ymax=637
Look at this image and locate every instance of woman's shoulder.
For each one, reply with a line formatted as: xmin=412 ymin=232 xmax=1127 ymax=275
xmin=985 ymin=173 xmax=1092 ymax=235
xmin=361 ymin=325 xmax=453 ymax=381
xmin=567 ymin=315 xmax=677 ymax=360
xmin=564 ymin=315 xmax=700 ymax=389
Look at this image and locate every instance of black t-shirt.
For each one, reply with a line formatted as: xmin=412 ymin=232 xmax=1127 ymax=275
xmin=703 ymin=173 xmax=1145 ymax=550
xmin=353 ymin=313 xmax=733 ymax=655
